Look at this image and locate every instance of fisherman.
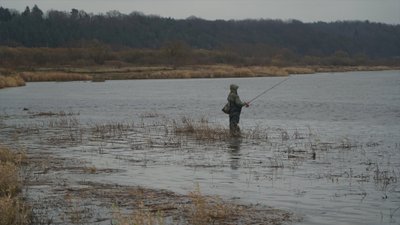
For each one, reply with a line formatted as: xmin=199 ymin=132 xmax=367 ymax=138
xmin=227 ymin=84 xmax=249 ymax=136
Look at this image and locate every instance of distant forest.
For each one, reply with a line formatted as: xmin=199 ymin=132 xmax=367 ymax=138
xmin=0 ymin=5 xmax=399 ymax=67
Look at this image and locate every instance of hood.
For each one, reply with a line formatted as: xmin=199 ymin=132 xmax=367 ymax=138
xmin=230 ymin=84 xmax=239 ymax=92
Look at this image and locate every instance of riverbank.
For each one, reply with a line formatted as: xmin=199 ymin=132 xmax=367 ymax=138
xmin=1 ymin=64 xmax=398 ymax=89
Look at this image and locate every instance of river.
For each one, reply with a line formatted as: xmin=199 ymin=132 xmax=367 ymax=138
xmin=1 ymin=70 xmax=399 ymax=224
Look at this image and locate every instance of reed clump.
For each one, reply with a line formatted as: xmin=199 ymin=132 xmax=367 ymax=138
xmin=0 ymin=75 xmax=26 ymax=89
xmin=0 ymin=145 xmax=30 ymax=225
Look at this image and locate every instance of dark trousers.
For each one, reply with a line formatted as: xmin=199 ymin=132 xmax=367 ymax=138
xmin=229 ymin=113 xmax=241 ymax=136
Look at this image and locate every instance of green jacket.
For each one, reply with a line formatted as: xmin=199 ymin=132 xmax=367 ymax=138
xmin=228 ymin=84 xmax=246 ymax=114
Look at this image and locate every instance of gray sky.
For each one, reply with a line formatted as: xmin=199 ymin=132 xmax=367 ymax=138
xmin=1 ymin=0 xmax=399 ymax=24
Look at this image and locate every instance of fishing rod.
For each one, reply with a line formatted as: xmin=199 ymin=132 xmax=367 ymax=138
xmin=247 ymin=76 xmax=291 ymax=104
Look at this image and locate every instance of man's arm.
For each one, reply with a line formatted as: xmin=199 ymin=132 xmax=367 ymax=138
xmin=235 ymin=96 xmax=249 ymax=107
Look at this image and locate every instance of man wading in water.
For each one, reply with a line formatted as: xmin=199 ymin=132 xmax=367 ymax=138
xmin=227 ymin=84 xmax=249 ymax=136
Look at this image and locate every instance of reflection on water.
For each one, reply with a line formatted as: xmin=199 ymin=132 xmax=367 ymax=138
xmin=1 ymin=70 xmax=400 ymax=225
xmin=228 ymin=137 xmax=242 ymax=170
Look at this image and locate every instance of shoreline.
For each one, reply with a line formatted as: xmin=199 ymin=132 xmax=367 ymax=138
xmin=1 ymin=65 xmax=399 ymax=89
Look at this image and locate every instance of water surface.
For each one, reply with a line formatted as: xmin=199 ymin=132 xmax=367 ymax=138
xmin=1 ymin=70 xmax=399 ymax=225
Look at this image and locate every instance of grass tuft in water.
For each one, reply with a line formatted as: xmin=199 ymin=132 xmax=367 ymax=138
xmin=173 ymin=117 xmax=230 ymax=141
xmin=112 ymin=202 xmax=165 ymax=225
xmin=186 ymin=185 xmax=241 ymax=225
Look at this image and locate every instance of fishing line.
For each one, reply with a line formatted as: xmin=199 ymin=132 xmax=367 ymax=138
xmin=247 ymin=76 xmax=291 ymax=104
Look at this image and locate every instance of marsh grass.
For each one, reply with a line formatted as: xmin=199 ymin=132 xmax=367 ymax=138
xmin=0 ymin=75 xmax=26 ymax=89
xmin=0 ymin=196 xmax=31 ymax=225
xmin=2 ymin=64 xmax=397 ymax=88
xmin=112 ymin=186 xmax=242 ymax=225
xmin=0 ymin=162 xmax=20 ymax=197
xmin=373 ymin=165 xmax=398 ymax=197
xmin=5 ymin=65 xmax=318 ymax=86
xmin=173 ymin=117 xmax=230 ymax=141
xmin=48 ymin=115 xmax=80 ymax=128
xmin=186 ymin=186 xmax=241 ymax=225
xmin=19 ymin=72 xmax=92 ymax=82
xmin=0 ymin=146 xmax=27 ymax=197
xmin=112 ymin=202 xmax=165 ymax=225
xmin=63 ymin=195 xmax=93 ymax=224
xmin=155 ymin=65 xmax=294 ymax=78
xmin=0 ymin=146 xmax=27 ymax=165
xmin=0 ymin=145 xmax=30 ymax=225
xmin=91 ymin=122 xmax=133 ymax=139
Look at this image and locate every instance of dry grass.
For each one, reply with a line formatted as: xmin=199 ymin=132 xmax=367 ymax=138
xmin=186 ymin=186 xmax=241 ymax=225
xmin=0 ymin=196 xmax=31 ymax=225
xmin=19 ymin=71 xmax=92 ymax=82
xmin=139 ymin=65 xmax=293 ymax=79
xmin=0 ymin=145 xmax=30 ymax=225
xmin=0 ymin=75 xmax=26 ymax=89
xmin=112 ymin=186 xmax=242 ymax=225
xmin=173 ymin=117 xmax=230 ymax=141
xmin=0 ymin=162 xmax=20 ymax=197
xmin=0 ymin=147 xmax=27 ymax=166
xmin=3 ymin=65 xmax=396 ymax=86
xmin=284 ymin=67 xmax=315 ymax=74
xmin=112 ymin=202 xmax=165 ymax=225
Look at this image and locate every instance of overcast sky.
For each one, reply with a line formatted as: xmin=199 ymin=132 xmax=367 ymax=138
xmin=1 ymin=0 xmax=399 ymax=24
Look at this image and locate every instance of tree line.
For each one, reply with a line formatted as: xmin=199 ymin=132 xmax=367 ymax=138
xmin=0 ymin=5 xmax=399 ymax=67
